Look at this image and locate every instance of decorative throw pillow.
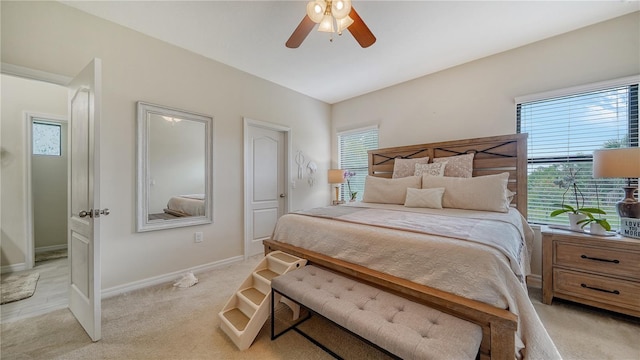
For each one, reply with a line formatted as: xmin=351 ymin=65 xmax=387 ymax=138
xmin=422 ymin=172 xmax=511 ymax=212
xmin=392 ymin=157 xmax=430 ymax=178
xmin=414 ymin=162 xmax=447 ymax=177
xmin=433 ymin=153 xmax=474 ymax=177
xmin=404 ymin=187 xmax=445 ymax=209
xmin=362 ymin=175 xmax=421 ymax=204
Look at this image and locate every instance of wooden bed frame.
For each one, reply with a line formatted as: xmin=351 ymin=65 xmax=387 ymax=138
xmin=264 ymin=133 xmax=528 ymax=360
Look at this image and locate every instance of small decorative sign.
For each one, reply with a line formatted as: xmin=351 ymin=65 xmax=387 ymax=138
xmin=620 ymin=218 xmax=640 ymax=239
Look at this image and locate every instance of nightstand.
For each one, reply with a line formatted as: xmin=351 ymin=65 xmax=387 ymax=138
xmin=541 ymin=226 xmax=640 ymax=317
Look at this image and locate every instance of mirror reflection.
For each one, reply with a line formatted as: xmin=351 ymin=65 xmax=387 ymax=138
xmin=136 ymin=102 xmax=213 ymax=232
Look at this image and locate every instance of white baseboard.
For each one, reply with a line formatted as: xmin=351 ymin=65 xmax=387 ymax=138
xmin=35 ymin=244 xmax=67 ymax=253
xmin=101 ymin=255 xmax=245 ymax=299
xmin=1 ymin=263 xmax=27 ymax=274
xmin=527 ymin=274 xmax=542 ymax=288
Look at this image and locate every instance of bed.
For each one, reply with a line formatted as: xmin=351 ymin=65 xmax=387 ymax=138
xmin=164 ymin=194 xmax=205 ymax=217
xmin=264 ymin=134 xmax=561 ymax=360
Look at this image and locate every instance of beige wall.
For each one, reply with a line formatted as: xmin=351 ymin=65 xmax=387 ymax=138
xmin=1 ymin=74 xmax=68 ymax=269
xmin=332 ymin=12 xmax=640 ymax=277
xmin=1 ymin=1 xmax=331 ymax=288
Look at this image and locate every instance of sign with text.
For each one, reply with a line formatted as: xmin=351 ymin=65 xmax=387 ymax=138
xmin=620 ymin=218 xmax=640 ymax=239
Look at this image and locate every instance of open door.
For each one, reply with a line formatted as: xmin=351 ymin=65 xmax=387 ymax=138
xmin=67 ymin=58 xmax=102 ymax=341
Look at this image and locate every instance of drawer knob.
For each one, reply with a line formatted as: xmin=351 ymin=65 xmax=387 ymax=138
xmin=581 ymin=283 xmax=620 ymax=295
xmin=580 ymin=255 xmax=619 ymax=264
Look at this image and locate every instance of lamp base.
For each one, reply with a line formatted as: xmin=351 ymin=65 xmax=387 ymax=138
xmin=617 ymin=186 xmax=639 ymax=219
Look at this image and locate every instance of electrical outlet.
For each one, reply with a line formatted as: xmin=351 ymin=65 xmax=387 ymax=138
xmin=194 ymin=232 xmax=203 ymax=243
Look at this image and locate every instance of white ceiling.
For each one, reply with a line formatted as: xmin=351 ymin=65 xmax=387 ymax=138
xmin=62 ymin=1 xmax=639 ymax=104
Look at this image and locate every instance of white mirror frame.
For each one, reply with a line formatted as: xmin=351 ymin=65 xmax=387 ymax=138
xmin=136 ymin=101 xmax=214 ymax=232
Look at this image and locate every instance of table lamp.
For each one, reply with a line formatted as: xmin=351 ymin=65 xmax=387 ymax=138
xmin=328 ymin=169 xmax=345 ymax=205
xmin=593 ymin=147 xmax=640 ymax=219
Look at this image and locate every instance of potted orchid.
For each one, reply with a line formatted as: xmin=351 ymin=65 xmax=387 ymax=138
xmin=575 ymin=182 xmax=611 ymax=234
xmin=344 ymin=170 xmax=357 ymax=201
xmin=549 ymin=167 xmax=607 ymax=231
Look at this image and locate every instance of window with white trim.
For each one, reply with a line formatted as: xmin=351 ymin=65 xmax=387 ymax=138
xmin=32 ymin=121 xmax=62 ymax=156
xmin=337 ymin=126 xmax=379 ymax=201
xmin=517 ymin=78 xmax=639 ymax=228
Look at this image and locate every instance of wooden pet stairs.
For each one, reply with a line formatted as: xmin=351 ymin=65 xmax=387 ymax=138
xmin=219 ymin=251 xmax=307 ymax=350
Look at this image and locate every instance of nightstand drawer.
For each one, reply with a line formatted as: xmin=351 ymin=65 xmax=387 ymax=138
xmin=553 ymin=269 xmax=640 ymax=310
xmin=555 ymin=242 xmax=640 ymax=280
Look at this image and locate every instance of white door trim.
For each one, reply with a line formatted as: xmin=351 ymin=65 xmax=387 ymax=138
xmin=24 ymin=112 xmax=68 ymax=270
xmin=243 ymin=118 xmax=291 ymax=260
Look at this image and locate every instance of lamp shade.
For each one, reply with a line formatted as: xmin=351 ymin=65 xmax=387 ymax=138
xmin=306 ymin=0 xmax=325 ymax=23
xmin=593 ymin=148 xmax=640 ymax=178
xmin=328 ymin=169 xmax=346 ymax=184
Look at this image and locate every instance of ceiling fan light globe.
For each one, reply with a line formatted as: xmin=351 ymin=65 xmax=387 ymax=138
xmin=336 ymin=16 xmax=354 ymax=34
xmin=331 ymin=0 xmax=352 ymax=19
xmin=306 ymin=0 xmax=326 ymax=23
xmin=318 ymin=14 xmax=335 ymax=33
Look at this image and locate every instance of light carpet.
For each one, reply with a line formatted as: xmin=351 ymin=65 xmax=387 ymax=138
xmin=1 ymin=255 xmax=638 ymax=359
xmin=0 ymin=272 xmax=40 ymax=305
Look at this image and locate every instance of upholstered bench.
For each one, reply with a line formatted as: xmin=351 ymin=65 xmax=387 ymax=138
xmin=270 ymin=265 xmax=482 ymax=360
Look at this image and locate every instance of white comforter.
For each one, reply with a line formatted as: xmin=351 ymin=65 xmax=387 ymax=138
xmin=166 ymin=194 xmax=205 ymax=216
xmin=271 ymin=203 xmax=561 ymax=359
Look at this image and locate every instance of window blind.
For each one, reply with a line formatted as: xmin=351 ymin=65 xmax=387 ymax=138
xmin=517 ymin=83 xmax=638 ymax=228
xmin=338 ymin=126 xmax=379 ymax=201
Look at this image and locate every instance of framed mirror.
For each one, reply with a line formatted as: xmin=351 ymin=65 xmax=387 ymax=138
xmin=136 ymin=102 xmax=213 ymax=232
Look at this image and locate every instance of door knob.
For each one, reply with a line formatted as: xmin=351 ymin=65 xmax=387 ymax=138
xmin=79 ymin=209 xmax=110 ymax=218
xmin=280 ymin=193 xmax=286 ymax=198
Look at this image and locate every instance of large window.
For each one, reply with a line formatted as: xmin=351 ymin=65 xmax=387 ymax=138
xmin=517 ymin=79 xmax=638 ymax=228
xmin=337 ymin=126 xmax=379 ymax=201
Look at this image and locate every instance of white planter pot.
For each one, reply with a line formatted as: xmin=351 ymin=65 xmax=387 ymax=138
xmin=589 ymin=222 xmax=607 ymax=235
xmin=568 ymin=213 xmax=587 ymax=231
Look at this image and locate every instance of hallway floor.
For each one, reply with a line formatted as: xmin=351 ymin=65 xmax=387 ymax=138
xmin=1 ymin=257 xmax=68 ymax=323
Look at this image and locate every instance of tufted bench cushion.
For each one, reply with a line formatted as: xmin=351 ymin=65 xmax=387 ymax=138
xmin=271 ymin=265 xmax=482 ymax=360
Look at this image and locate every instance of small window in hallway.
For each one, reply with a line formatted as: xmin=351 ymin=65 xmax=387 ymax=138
xmin=33 ymin=121 xmax=61 ymax=156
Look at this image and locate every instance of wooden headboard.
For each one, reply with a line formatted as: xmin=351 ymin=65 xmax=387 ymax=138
xmin=368 ymin=134 xmax=528 ymax=217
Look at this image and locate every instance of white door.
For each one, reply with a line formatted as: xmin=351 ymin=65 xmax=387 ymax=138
xmin=68 ymin=59 xmax=102 ymax=341
xmin=244 ymin=119 xmax=289 ymax=258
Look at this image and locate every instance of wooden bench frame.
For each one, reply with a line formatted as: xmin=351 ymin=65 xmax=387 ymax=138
xmin=265 ymin=240 xmax=518 ymax=360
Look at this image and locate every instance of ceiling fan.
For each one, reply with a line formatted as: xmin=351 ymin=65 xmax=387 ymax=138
xmin=286 ymin=0 xmax=376 ymax=48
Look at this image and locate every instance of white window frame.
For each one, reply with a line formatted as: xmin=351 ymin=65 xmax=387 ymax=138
xmin=337 ymin=125 xmax=379 ymax=201
xmin=516 ymin=75 xmax=639 ymax=228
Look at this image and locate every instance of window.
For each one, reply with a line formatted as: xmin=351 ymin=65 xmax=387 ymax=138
xmin=32 ymin=121 xmax=62 ymax=156
xmin=337 ymin=126 xmax=379 ymax=201
xmin=517 ymin=79 xmax=638 ymax=228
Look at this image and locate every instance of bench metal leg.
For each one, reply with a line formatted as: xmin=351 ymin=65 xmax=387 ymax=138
xmin=271 ymin=289 xmax=311 ymax=341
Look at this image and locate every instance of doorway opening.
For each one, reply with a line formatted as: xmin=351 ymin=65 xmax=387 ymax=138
xmin=0 ymin=74 xmax=69 ymax=322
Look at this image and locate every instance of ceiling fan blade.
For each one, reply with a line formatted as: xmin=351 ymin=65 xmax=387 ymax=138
xmin=347 ymin=7 xmax=376 ymax=48
xmin=286 ymin=15 xmax=316 ymax=48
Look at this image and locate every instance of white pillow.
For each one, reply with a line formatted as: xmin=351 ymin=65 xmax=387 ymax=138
xmin=433 ymin=153 xmax=474 ymax=177
xmin=414 ymin=162 xmax=446 ymax=177
xmin=404 ymin=188 xmax=445 ymax=209
xmin=392 ymin=157 xmax=430 ymax=178
xmin=362 ymin=176 xmax=421 ymax=204
xmin=422 ymin=172 xmax=511 ymax=212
